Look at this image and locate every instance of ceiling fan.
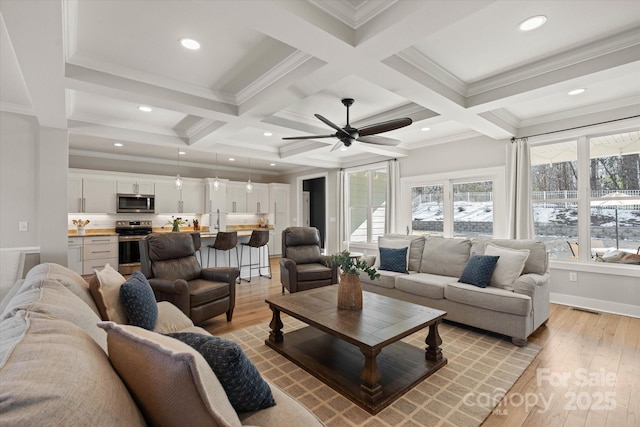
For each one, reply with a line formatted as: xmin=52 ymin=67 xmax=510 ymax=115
xmin=282 ymin=98 xmax=412 ymax=152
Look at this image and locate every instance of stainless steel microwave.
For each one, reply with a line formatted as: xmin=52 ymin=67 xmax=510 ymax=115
xmin=116 ymin=194 xmax=155 ymax=213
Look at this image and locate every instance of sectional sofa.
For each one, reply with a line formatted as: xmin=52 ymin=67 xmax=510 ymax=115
xmin=360 ymin=234 xmax=550 ymax=345
xmin=0 ymin=263 xmax=323 ymax=426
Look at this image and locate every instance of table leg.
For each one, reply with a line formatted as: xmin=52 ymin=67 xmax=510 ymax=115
xmin=359 ymin=346 xmax=383 ymax=403
xmin=425 ymin=320 xmax=443 ymax=362
xmin=268 ymin=306 xmax=283 ymax=343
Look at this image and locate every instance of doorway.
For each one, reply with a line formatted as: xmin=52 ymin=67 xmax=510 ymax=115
xmin=302 ymin=177 xmax=326 ymax=249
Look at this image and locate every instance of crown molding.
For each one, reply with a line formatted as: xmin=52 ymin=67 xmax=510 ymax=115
xmin=468 ymin=27 xmax=640 ymax=96
xmin=235 ymin=51 xmax=313 ymax=105
xmin=404 ymin=130 xmax=482 ymax=149
xmin=309 ymin=0 xmax=397 ymax=29
xmin=62 ymin=0 xmax=78 ymax=61
xmin=0 ymin=102 xmax=36 ymax=116
xmin=395 ymin=47 xmax=468 ymax=97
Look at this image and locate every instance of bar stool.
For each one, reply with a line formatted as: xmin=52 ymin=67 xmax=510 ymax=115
xmin=206 ymin=231 xmax=239 ymax=269
xmin=239 ymin=229 xmax=271 ymax=282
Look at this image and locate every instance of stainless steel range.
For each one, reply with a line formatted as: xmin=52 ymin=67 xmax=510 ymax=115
xmin=115 ymin=220 xmax=152 ymax=275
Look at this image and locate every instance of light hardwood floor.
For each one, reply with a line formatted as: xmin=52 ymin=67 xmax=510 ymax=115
xmin=201 ymin=258 xmax=639 ymax=427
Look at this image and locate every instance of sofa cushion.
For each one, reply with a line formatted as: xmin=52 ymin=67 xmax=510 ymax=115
xmin=239 ymin=381 xmax=324 ymax=426
xmin=395 ymin=273 xmax=458 ymax=300
xmin=1 ymin=277 xmax=107 ymax=352
xmin=458 ymin=255 xmax=500 ymax=288
xmin=420 ymin=237 xmax=471 ymax=277
xmin=445 ymin=282 xmax=532 ymax=316
xmin=25 ymin=263 xmax=101 ymax=317
xmin=166 ymin=332 xmax=276 ymax=413
xmin=375 ymin=234 xmax=425 ymax=271
xmin=89 ymin=263 xmax=127 ymax=323
xmin=378 ymin=246 xmax=408 ymax=273
xmin=485 ymin=243 xmax=529 ymax=291
xmin=98 ymin=321 xmax=242 ymax=427
xmin=0 ymin=313 xmax=145 ymax=426
xmin=153 ymin=301 xmax=195 ymax=334
xmin=473 ymin=239 xmax=548 ymax=275
xmin=359 ymin=270 xmax=403 ymax=289
xmin=120 ymin=270 xmax=158 ymax=330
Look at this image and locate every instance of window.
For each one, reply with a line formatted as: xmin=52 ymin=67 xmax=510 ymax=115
xmin=405 ymin=168 xmax=500 ymax=238
xmin=346 ymin=166 xmax=387 ymax=243
xmin=531 ymin=130 xmax=640 ymax=262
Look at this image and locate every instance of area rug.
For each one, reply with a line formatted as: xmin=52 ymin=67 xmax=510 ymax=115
xmin=223 ymin=318 xmax=540 ymax=427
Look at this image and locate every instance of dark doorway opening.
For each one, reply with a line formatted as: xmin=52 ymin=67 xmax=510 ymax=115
xmin=302 ymin=177 xmax=326 ymax=249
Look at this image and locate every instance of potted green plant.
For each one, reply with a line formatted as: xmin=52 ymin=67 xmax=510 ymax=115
xmin=329 ymin=250 xmax=380 ymax=310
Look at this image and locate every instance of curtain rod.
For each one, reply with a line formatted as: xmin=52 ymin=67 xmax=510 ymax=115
xmin=511 ymin=115 xmax=640 ymax=142
xmin=340 ymin=158 xmax=397 ymax=171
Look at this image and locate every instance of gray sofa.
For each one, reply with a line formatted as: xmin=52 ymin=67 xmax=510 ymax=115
xmin=360 ymin=235 xmax=550 ymax=345
xmin=0 ymin=263 xmax=323 ymax=426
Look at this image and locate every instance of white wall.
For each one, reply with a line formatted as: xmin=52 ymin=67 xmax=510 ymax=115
xmin=0 ymin=112 xmax=39 ymax=248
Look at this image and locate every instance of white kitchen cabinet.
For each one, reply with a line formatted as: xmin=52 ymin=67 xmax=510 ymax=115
xmin=67 ymin=237 xmax=83 ymax=275
xmin=155 ymin=179 xmax=204 ymax=213
xmin=247 ymin=183 xmax=269 ymax=213
xmin=226 ymin=183 xmax=247 ymax=213
xmin=117 ymin=180 xmax=154 ymax=195
xmin=82 ymin=235 xmax=118 ymax=275
xmin=205 ymin=178 xmax=227 ymax=213
xmin=68 ymin=175 xmax=117 ymax=213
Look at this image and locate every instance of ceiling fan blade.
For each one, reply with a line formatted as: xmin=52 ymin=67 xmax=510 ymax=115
xmin=330 ymin=141 xmax=344 ymax=152
xmin=315 ymin=114 xmax=350 ymax=138
xmin=358 ymin=118 xmax=412 ymax=136
xmin=282 ymin=134 xmax=336 ymax=140
xmin=357 ymin=135 xmax=401 ymax=146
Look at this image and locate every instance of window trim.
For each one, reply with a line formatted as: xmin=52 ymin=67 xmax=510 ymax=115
xmin=344 ymin=161 xmax=389 ymax=244
xmin=399 ymin=166 xmax=506 ymax=238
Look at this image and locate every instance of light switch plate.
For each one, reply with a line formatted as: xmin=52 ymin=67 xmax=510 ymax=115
xmin=19 ymin=221 xmax=28 ymax=232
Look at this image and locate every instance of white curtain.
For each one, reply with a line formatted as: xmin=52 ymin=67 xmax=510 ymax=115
xmin=386 ymin=159 xmax=400 ymax=234
xmin=506 ymin=138 xmax=534 ymax=239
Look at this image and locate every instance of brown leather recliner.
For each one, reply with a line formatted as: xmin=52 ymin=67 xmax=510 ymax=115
xmin=280 ymin=227 xmax=338 ymax=294
xmin=139 ymin=232 xmax=239 ymax=324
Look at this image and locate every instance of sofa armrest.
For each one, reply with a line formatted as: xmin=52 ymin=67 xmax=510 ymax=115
xmin=363 ymin=255 xmax=376 ymax=267
xmin=513 ymin=272 xmax=549 ymax=299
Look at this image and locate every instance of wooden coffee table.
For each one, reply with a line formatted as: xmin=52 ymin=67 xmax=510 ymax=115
xmin=265 ymin=285 xmax=447 ymax=414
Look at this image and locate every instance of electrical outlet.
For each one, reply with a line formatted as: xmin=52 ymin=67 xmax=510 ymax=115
xmin=19 ymin=221 xmax=28 ymax=232
xmin=569 ymin=272 xmax=578 ymax=282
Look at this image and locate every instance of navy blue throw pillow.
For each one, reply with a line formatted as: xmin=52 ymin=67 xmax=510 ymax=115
xmin=378 ymin=246 xmax=409 ymax=273
xmin=458 ymin=255 xmax=500 ymax=288
xmin=119 ymin=270 xmax=158 ymax=330
xmin=166 ymin=332 xmax=276 ymax=413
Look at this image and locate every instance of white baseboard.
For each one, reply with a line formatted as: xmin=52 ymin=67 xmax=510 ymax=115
xmin=550 ymin=292 xmax=640 ymax=318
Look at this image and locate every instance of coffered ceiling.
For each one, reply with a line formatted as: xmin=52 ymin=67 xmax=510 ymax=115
xmin=1 ymin=0 xmax=639 ymax=176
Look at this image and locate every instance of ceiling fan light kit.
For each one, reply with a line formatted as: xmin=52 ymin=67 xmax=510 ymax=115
xmin=283 ymin=98 xmax=412 ymax=151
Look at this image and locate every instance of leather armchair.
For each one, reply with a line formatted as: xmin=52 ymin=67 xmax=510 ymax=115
xmin=280 ymin=227 xmax=338 ymax=294
xmin=139 ymin=232 xmax=239 ymax=324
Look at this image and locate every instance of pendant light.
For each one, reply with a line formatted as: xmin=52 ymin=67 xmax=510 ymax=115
xmin=213 ymin=153 xmax=220 ymax=191
xmin=246 ymin=158 xmax=253 ymax=193
xmin=175 ymin=149 xmax=183 ymax=190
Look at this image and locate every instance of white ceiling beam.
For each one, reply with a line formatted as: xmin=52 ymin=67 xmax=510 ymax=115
xmin=67 ymin=120 xmax=187 ymax=146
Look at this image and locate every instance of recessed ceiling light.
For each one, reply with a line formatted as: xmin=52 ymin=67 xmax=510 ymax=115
xmin=178 ymin=151 xmax=186 ymax=155
xmin=269 ymin=163 xmax=276 ymax=167
xmin=138 ymin=106 xmax=152 ymax=112
xmin=180 ymin=38 xmax=200 ymax=50
xmin=518 ymin=15 xmax=547 ymax=32
xmin=421 ymin=127 xmax=431 ymax=132
xmin=229 ymin=158 xmax=235 ymax=161
xmin=114 ymin=143 xmax=123 ymax=147
xmin=568 ymin=88 xmax=586 ymax=96
xmin=263 ymin=132 xmax=272 ymax=137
